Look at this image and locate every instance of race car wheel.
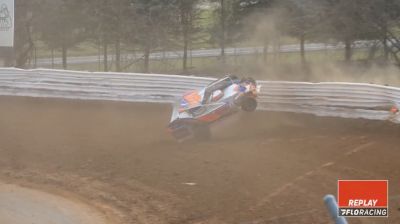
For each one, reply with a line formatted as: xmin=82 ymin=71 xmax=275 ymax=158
xmin=193 ymin=124 xmax=211 ymax=141
xmin=241 ymin=97 xmax=257 ymax=112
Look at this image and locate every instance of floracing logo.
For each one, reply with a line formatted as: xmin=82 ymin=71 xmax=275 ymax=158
xmin=338 ymin=180 xmax=388 ymax=217
xmin=0 ymin=3 xmax=12 ymax=31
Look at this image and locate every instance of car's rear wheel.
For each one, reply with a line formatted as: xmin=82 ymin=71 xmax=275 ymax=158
xmin=241 ymin=97 xmax=257 ymax=112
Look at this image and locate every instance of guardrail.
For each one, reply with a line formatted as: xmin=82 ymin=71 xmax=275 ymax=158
xmin=0 ymin=68 xmax=399 ymax=123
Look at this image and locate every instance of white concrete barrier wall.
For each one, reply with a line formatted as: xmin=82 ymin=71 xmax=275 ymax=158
xmin=0 ymin=68 xmax=399 ymax=123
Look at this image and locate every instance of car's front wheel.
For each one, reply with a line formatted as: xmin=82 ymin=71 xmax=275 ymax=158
xmin=241 ymin=97 xmax=257 ymax=112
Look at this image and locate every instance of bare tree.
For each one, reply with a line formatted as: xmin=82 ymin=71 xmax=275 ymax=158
xmin=278 ymin=0 xmax=321 ymax=65
xmin=176 ymin=0 xmax=201 ymax=72
xmin=133 ymin=0 xmax=176 ymax=73
xmin=14 ymin=0 xmax=41 ymax=68
xmin=35 ymin=0 xmax=88 ymax=69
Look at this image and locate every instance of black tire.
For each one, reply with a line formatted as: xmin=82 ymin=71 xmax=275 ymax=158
xmin=193 ymin=124 xmax=211 ymax=141
xmin=241 ymin=97 xmax=257 ymax=112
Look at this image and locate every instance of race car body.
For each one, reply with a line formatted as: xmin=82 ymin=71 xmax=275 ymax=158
xmin=168 ymin=76 xmax=260 ymax=141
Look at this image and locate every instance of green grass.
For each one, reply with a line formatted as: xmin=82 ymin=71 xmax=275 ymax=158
xmin=38 ymin=47 xmax=400 ymax=85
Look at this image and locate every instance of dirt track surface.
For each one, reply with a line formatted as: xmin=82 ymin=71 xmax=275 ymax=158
xmin=0 ymin=96 xmax=399 ymax=224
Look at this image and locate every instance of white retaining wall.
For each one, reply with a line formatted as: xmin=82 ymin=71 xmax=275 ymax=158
xmin=0 ymin=68 xmax=399 ymax=123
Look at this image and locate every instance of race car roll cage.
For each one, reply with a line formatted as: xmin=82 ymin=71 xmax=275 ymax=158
xmin=201 ymin=75 xmax=239 ymax=105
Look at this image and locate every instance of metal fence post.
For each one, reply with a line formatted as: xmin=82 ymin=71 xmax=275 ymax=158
xmin=324 ymin=194 xmax=348 ymax=224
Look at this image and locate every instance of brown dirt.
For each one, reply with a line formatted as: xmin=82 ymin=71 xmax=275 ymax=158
xmin=0 ymin=96 xmax=399 ymax=224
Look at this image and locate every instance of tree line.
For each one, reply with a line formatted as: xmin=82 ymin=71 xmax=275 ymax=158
xmin=12 ymin=0 xmax=400 ymax=73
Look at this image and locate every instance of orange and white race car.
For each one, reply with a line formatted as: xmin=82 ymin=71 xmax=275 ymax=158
xmin=168 ymin=75 xmax=260 ymax=141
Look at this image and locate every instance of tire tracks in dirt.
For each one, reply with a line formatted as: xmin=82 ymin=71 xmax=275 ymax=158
xmin=251 ymin=141 xmax=376 ymax=210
